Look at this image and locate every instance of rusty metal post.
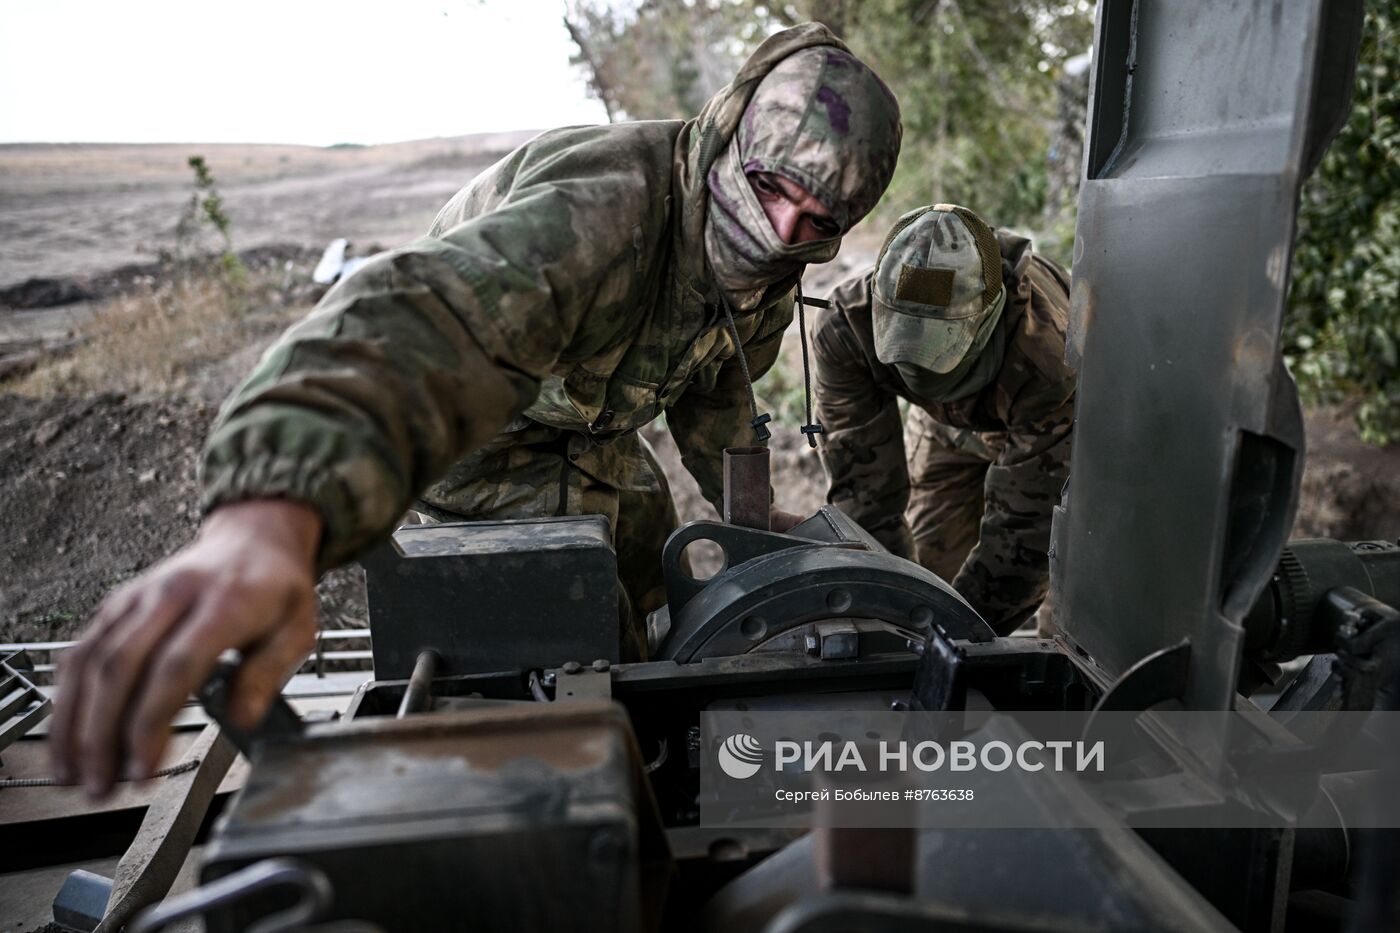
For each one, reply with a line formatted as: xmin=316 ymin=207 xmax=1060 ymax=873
xmin=812 ymin=761 xmax=915 ymax=895
xmin=813 ymin=826 xmax=915 ymax=895
xmin=723 ymin=446 xmax=770 ymax=531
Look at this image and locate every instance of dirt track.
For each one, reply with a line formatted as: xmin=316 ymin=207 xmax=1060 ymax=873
xmin=0 ymin=133 xmax=537 ymax=284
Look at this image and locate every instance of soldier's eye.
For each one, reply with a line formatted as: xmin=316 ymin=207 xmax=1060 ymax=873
xmin=811 ymin=217 xmax=840 ymax=237
xmin=750 ymin=174 xmax=781 ymax=198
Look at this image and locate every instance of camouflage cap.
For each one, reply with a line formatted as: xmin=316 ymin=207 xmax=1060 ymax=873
xmin=737 ymin=46 xmax=902 ymax=231
xmin=872 ymin=204 xmax=1006 ymax=374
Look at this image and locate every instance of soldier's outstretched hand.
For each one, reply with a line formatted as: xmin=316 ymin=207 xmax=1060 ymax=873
xmin=49 ymin=499 xmax=322 ymax=797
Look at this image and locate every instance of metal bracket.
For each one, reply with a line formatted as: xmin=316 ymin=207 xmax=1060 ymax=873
xmin=1080 ymin=639 xmax=1191 ymax=763
xmin=0 ymin=650 xmax=51 ymax=757
xmin=661 ymin=506 xmax=889 ymax=616
xmin=1090 ymin=639 xmax=1192 ymax=714
xmin=911 ymin=628 xmax=969 ymax=714
xmin=199 ymin=657 xmax=304 ymax=758
xmin=658 ymin=543 xmax=993 ymax=663
xmin=128 ymin=858 xmax=339 ymax=933
xmin=552 ymin=663 xmax=613 ymax=702
xmin=661 ymin=520 xmax=848 ymax=615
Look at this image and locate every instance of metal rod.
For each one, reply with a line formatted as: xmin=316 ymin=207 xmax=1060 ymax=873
xmin=1 ymin=628 xmax=374 ymax=657
xmin=396 ymin=650 xmax=440 ymax=718
xmin=723 ymin=446 xmax=771 ymax=531
xmin=528 ymin=670 xmax=553 ymax=703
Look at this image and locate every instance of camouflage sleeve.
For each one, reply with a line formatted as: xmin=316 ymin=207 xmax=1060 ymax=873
xmin=200 ymin=182 xmax=646 ymax=573
xmin=666 ymin=297 xmax=793 ymax=512
xmin=811 ymin=279 xmax=915 ymax=559
xmin=951 ymin=258 xmax=1075 ymax=633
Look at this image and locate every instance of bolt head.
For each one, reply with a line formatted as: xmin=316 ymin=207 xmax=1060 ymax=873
xmin=592 ymin=658 xmax=610 ymax=672
xmin=561 ymin=661 xmax=582 ymax=675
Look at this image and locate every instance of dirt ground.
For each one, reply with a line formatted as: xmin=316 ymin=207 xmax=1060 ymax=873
xmin=0 ymin=132 xmax=536 ymax=285
xmin=2 ymin=138 xmax=1398 ymax=643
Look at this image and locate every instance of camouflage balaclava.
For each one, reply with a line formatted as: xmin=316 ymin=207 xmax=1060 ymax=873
xmin=704 ymin=45 xmax=902 ymax=310
xmin=872 ymin=204 xmax=1009 ymax=403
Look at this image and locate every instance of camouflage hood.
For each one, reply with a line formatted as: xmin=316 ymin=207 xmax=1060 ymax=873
xmin=672 ymin=24 xmax=902 ymax=304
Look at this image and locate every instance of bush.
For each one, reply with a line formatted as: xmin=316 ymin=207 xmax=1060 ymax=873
xmin=170 ymin=155 xmax=247 ymax=286
xmin=1284 ymin=1 xmax=1400 ymax=443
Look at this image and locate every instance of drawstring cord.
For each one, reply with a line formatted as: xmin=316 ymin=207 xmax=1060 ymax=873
xmin=795 ymin=282 xmax=825 ymax=449
xmin=718 ymin=284 xmax=828 ymax=448
xmin=719 ymin=294 xmax=772 ymax=443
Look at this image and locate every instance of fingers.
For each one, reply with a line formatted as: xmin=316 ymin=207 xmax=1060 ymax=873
xmin=51 ymin=520 xmax=319 ymax=798
xmin=228 ymin=587 xmax=318 ymax=731
xmin=122 ymin=588 xmax=254 ymax=781
xmin=121 ymin=579 xmax=316 ymax=777
xmin=49 ymin=583 xmax=144 ymax=787
xmin=73 ymin=577 xmax=199 ymax=795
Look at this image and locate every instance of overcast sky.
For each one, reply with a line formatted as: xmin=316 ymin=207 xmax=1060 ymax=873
xmin=0 ymin=0 xmax=610 ymax=145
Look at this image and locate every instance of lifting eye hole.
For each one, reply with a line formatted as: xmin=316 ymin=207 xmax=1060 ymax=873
xmin=681 ymin=538 xmax=726 ymax=582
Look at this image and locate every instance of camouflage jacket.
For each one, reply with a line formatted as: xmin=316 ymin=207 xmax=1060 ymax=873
xmin=812 ymin=231 xmax=1076 ymax=631
xmin=200 ymin=26 xmax=854 ymax=572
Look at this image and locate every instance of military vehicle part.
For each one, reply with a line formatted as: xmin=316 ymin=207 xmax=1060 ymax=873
xmin=198 ymin=701 xmax=669 ymax=933
xmin=128 ymin=858 xmax=340 ymax=933
xmin=909 ymin=629 xmax=968 ymax=713
xmin=52 ymin=869 xmax=112 ymax=933
xmin=0 ymin=650 xmax=51 ymax=757
xmin=1243 ymin=539 xmax=1400 ymax=662
xmin=655 ymin=507 xmax=993 ymax=663
xmin=723 ymin=446 xmax=771 ymax=530
xmin=1088 ymin=639 xmax=1190 ymax=714
xmin=394 ymin=649 xmax=439 ymax=717
xmin=1052 ymin=0 xmax=1365 ymax=737
xmin=91 ymin=723 xmax=239 ymax=933
xmin=200 ymin=656 xmax=304 ymax=757
xmin=362 ymin=514 xmax=619 ymax=679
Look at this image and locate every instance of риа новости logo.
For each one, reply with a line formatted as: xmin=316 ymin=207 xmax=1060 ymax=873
xmin=718 ymin=733 xmax=764 ymax=779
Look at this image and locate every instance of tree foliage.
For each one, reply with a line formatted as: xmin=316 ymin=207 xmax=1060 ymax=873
xmin=564 ymin=0 xmax=1400 ymax=442
xmin=563 ymin=1 xmax=755 ymax=121
xmin=813 ymin=0 xmax=1091 ymax=259
xmin=563 ymin=1 xmax=1092 ymax=265
xmin=1284 ymin=0 xmax=1400 ymax=443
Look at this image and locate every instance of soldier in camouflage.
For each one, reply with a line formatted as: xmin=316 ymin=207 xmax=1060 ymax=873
xmin=52 ymin=24 xmax=902 ymax=796
xmin=812 ymin=205 xmax=1075 ymax=635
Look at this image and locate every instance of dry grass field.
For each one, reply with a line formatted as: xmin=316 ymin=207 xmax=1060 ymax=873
xmin=0 ymin=132 xmax=538 ymax=283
